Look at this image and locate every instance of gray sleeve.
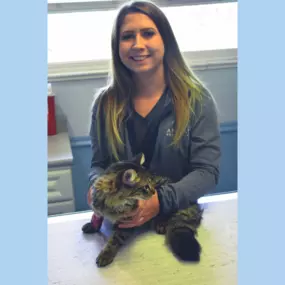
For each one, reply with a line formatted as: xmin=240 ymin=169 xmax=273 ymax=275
xmin=157 ymin=91 xmax=221 ymax=215
xmin=88 ymin=95 xmax=110 ymax=187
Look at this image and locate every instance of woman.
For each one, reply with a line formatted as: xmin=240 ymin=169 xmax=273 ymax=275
xmin=84 ymin=0 xmax=221 ymax=231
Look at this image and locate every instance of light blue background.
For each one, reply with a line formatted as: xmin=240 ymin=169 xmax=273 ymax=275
xmin=238 ymin=0 xmax=285 ymax=284
xmin=0 ymin=1 xmax=47 ymax=284
xmin=1 ymin=0 xmax=285 ymax=284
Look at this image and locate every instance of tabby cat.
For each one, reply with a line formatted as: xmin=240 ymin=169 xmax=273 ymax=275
xmin=82 ymin=153 xmax=204 ymax=267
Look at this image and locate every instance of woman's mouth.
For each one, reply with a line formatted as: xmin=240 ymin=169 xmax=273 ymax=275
xmin=130 ymin=55 xmax=150 ymax=62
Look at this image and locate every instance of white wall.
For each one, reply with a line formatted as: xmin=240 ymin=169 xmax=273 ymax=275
xmin=50 ymin=64 xmax=237 ymax=137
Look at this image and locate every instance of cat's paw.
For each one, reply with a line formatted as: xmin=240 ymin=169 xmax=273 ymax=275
xmin=155 ymin=221 xmax=168 ymax=235
xmin=96 ymin=251 xmax=115 ymax=267
xmin=82 ymin=222 xmax=99 ymax=234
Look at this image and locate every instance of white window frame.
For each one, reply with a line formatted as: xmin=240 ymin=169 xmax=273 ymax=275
xmin=48 ymin=0 xmax=237 ymax=81
xmin=48 ymin=0 xmax=237 ymax=13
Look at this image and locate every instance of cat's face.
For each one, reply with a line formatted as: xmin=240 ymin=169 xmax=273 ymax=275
xmin=93 ymin=153 xmax=156 ymax=200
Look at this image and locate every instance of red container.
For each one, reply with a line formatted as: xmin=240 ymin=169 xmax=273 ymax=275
xmin=48 ymin=83 xmax=57 ymax=136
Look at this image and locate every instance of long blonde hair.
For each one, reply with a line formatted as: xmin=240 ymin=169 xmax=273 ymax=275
xmin=95 ymin=0 xmax=207 ymax=160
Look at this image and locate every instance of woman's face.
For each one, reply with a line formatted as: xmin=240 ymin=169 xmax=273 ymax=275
xmin=118 ymin=12 xmax=165 ymax=75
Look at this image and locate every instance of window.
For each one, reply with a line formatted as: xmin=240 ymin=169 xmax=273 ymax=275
xmin=48 ymin=1 xmax=237 ymax=78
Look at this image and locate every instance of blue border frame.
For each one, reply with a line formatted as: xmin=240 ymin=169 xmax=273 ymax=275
xmin=238 ymin=0 xmax=285 ymax=283
xmin=1 ymin=1 xmax=47 ymax=284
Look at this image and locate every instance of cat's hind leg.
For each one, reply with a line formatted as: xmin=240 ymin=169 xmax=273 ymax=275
xmin=153 ymin=216 xmax=171 ymax=235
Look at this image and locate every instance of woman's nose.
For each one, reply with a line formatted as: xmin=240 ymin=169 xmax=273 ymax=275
xmin=133 ymin=34 xmax=145 ymax=48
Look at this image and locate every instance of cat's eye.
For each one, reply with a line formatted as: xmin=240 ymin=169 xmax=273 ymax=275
xmin=122 ymin=169 xmax=137 ymax=186
xmin=142 ymin=187 xmax=149 ymax=194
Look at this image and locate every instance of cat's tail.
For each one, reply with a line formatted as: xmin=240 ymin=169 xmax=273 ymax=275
xmin=165 ymin=204 xmax=203 ymax=262
xmin=166 ymin=226 xmax=201 ymax=262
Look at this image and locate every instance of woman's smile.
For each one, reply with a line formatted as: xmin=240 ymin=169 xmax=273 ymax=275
xmin=130 ymin=55 xmax=151 ymax=62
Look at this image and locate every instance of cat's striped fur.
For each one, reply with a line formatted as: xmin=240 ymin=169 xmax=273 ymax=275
xmin=82 ymin=153 xmax=204 ymax=267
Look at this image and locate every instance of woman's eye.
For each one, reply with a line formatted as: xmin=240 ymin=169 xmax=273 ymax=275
xmin=121 ymin=30 xmax=155 ymax=41
xmin=143 ymin=31 xmax=155 ymax=38
xmin=121 ymin=34 xmax=134 ymax=41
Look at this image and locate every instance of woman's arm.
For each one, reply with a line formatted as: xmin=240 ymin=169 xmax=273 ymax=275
xmin=156 ymin=92 xmax=221 ymax=215
xmin=88 ymin=94 xmax=110 ymax=189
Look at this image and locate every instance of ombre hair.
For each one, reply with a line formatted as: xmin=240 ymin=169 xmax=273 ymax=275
xmin=95 ymin=0 xmax=208 ymax=160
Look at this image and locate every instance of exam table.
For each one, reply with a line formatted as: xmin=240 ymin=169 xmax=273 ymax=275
xmin=48 ymin=193 xmax=237 ymax=285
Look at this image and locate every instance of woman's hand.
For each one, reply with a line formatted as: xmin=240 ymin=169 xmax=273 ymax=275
xmin=118 ymin=191 xmax=160 ymax=228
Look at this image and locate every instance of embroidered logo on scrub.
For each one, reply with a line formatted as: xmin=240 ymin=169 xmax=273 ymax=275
xmin=165 ymin=120 xmax=190 ymax=138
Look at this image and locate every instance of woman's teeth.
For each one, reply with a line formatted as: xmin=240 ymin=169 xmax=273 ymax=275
xmin=132 ymin=56 xmax=149 ymax=61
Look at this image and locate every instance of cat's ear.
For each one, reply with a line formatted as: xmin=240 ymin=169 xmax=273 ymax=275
xmin=132 ymin=153 xmax=145 ymax=166
xmin=122 ymin=169 xmax=137 ymax=186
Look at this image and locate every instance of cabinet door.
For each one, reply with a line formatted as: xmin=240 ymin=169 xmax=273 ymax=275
xmin=48 ymin=168 xmax=74 ymax=203
xmin=48 ymin=200 xmax=74 ymax=216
